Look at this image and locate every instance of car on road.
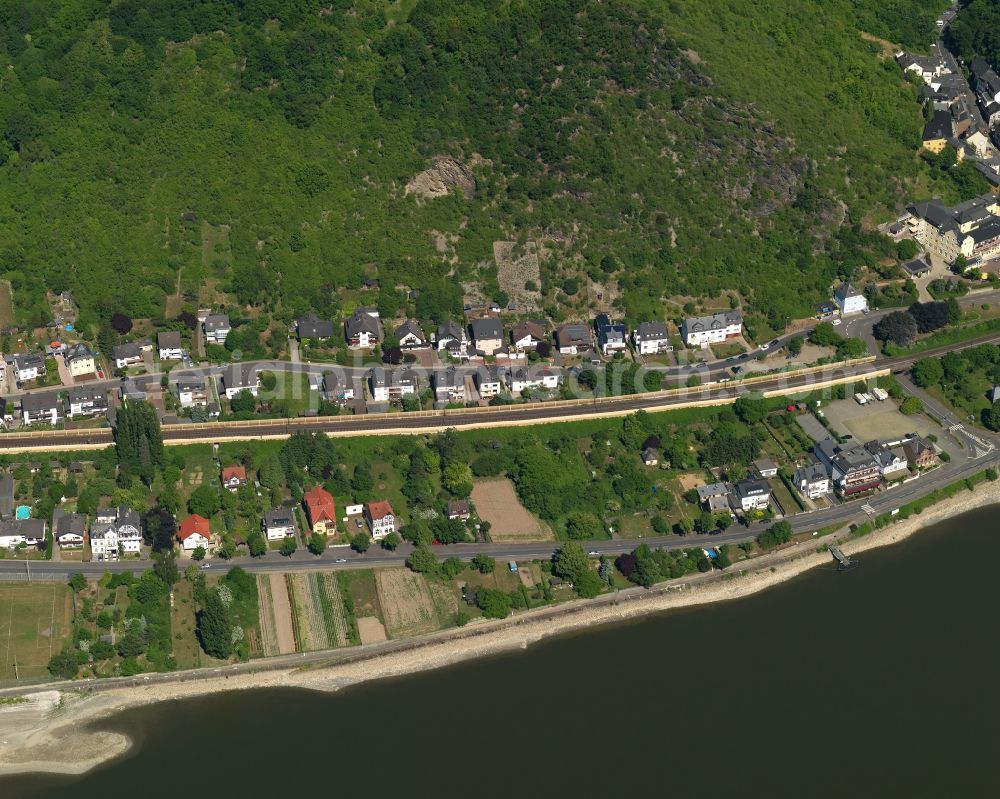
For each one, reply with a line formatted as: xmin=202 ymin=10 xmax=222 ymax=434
xmin=200 ymin=563 xmax=211 ymax=569
xmin=726 ymin=357 xmax=735 ymax=362
xmin=588 ymin=550 xmax=599 ymax=556
xmin=769 ymin=339 xmax=780 ymax=348
xmin=832 ymin=318 xmax=842 ymax=326
xmin=334 ymin=558 xmax=347 ymax=563
xmin=738 ymin=353 xmax=750 ymax=360
xmin=759 ymin=342 xmax=770 ymax=351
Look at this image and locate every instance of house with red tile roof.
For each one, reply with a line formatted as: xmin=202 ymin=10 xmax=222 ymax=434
xmin=303 ymin=485 xmax=337 ymax=534
xmin=177 ymin=514 xmax=212 ymax=551
xmin=365 ymin=500 xmax=395 ymax=540
xmin=221 ymin=465 xmax=248 ymax=493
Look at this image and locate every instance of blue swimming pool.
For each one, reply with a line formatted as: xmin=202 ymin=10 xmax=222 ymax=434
xmin=15 ymin=505 xmax=31 ymax=520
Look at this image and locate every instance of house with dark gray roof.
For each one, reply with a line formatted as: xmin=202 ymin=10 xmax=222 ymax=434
xmin=20 ymin=391 xmax=63 ymax=426
xmin=395 ymin=320 xmax=428 ymax=349
xmin=297 ymin=313 xmax=334 ymax=340
xmin=345 ymin=310 xmax=382 ymax=348
xmin=632 ymin=321 xmax=671 ymax=355
xmin=203 ymin=314 xmax=231 ymax=345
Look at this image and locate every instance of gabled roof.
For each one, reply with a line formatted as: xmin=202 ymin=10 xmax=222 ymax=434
xmin=298 ymin=313 xmax=334 ymax=339
xmin=178 ymin=514 xmax=210 ymax=540
xmin=395 ymin=319 xmax=426 ymax=341
xmin=20 ymin=391 xmax=63 ymax=414
xmin=203 ymin=314 xmax=230 ymax=333
xmin=345 ymin=311 xmax=382 ymax=338
xmin=158 ymin=330 xmax=182 ymax=349
xmin=113 ymin=343 xmax=142 ymax=361
xmin=264 ymin=508 xmax=294 ymax=527
xmin=511 ymin=321 xmax=546 ymax=342
xmin=222 ymin=465 xmax=247 ymax=483
xmin=922 ymin=109 xmax=953 ymax=142
xmin=470 ymin=317 xmax=503 ymax=341
xmin=683 ymin=311 xmax=742 ymax=333
xmin=634 ymin=321 xmax=669 ymax=340
xmin=63 ymin=343 xmax=94 ymax=363
xmin=367 ymin=499 xmax=394 ymax=520
xmin=437 ymin=320 xmax=466 ymax=341
xmin=303 ymin=485 xmax=336 ymax=523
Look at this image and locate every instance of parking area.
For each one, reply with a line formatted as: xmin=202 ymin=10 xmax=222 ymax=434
xmin=820 ymin=398 xmax=948 ymax=448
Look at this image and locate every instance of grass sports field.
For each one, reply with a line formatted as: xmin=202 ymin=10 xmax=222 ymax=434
xmin=0 ymin=584 xmax=73 ymax=681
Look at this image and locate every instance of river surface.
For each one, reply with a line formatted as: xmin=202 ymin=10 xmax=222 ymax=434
xmin=5 ymin=506 xmax=1000 ymax=797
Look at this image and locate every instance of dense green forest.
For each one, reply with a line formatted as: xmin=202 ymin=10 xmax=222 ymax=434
xmin=946 ymin=0 xmax=1000 ymax=67
xmin=0 ymin=0 xmax=957 ymax=333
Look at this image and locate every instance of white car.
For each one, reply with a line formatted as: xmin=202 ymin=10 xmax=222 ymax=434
xmin=831 ymin=318 xmax=842 ymax=326
xmin=759 ymin=342 xmax=770 ymax=351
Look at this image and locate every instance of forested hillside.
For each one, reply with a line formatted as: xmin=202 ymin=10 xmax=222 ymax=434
xmin=946 ymin=0 xmax=1000 ymax=67
xmin=0 ymin=0 xmax=953 ymax=333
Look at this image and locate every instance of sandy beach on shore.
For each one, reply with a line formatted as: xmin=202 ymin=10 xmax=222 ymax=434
xmin=3 ymin=479 xmax=998 ymax=778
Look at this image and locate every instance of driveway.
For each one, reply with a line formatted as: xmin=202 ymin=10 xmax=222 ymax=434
xmin=55 ymin=354 xmax=74 ymax=386
xmin=796 ymin=412 xmax=831 ymax=443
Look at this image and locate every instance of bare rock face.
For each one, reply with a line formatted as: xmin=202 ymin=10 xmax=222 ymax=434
xmin=405 ymin=156 xmax=477 ymax=200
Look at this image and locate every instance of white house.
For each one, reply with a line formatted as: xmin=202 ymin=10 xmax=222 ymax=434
xmin=203 ymin=314 xmax=231 ymax=345
xmin=730 ymin=478 xmax=771 ymax=513
xmin=176 ymin=379 xmax=209 ymax=408
xmin=632 ymin=321 xmax=672 ymax=355
xmin=871 ymin=443 xmax=909 ymax=479
xmin=511 ymin=322 xmax=546 ymax=352
xmin=55 ymin=513 xmax=86 ymax=548
xmin=13 ymin=353 xmax=45 ymax=383
xmin=555 ymin=323 xmax=592 ymax=355
xmin=681 ymin=311 xmax=742 ymax=348
xmin=365 ymin=500 xmax=395 ymax=539
xmin=508 ymin=366 xmax=560 ymax=394
xmin=221 ymin=364 xmax=261 ymax=400
xmin=90 ymin=507 xmax=142 ymax=561
xmin=177 ymin=514 xmax=212 ymax=552
xmin=395 ymin=320 xmax=428 ymax=349
xmin=112 ymin=343 xmax=143 ymax=369
xmin=432 ymin=367 xmax=465 ymax=403
xmin=263 ymin=508 xmax=296 ymax=541
xmin=475 ymin=366 xmax=505 ymax=397
xmin=793 ymin=461 xmax=831 ymax=500
xmin=595 ymin=314 xmax=627 ymax=356
xmin=345 ymin=308 xmax=382 ymax=348
xmin=0 ymin=519 xmax=46 ymax=549
xmin=21 ymin=392 xmax=63 ymax=426
xmin=369 ymin=368 xmax=416 ymax=402
xmin=833 ymin=283 xmax=868 ymax=316
xmin=67 ymin=386 xmax=108 ymax=418
xmin=158 ymin=331 xmax=184 ymax=360
xmin=435 ymin=320 xmax=468 ymax=352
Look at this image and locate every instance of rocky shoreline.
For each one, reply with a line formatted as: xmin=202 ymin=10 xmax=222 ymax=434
xmin=2 ymin=481 xmax=998 ymax=779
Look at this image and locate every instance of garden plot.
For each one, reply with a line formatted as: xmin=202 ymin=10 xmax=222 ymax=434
xmin=266 ymin=573 xmax=296 ymax=655
xmin=287 ymin=573 xmax=330 ymax=651
xmin=471 ymin=478 xmax=553 ymax=542
xmin=375 ymin=568 xmax=442 ymax=639
xmin=256 ymin=575 xmax=280 ymax=657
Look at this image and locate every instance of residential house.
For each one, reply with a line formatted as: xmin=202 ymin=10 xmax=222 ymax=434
xmin=368 ymin=368 xmax=416 ymax=402
xmin=203 ymin=314 xmax=231 ymax=345
xmin=322 ymin=372 xmax=355 ymax=404
xmin=158 ymin=331 xmax=184 ymax=360
xmin=641 ymin=447 xmax=659 ymax=466
xmin=793 ymin=460 xmax=831 ymax=500
xmin=90 ymin=507 xmax=142 ymax=560
xmin=470 ymin=317 xmax=505 ymax=356
xmin=595 ymin=314 xmax=627 ymax=356
xmin=177 ymin=514 xmax=212 ymax=552
xmin=730 ymin=478 xmax=771 ymax=513
xmin=753 ymin=458 xmax=779 ymax=479
xmin=435 ymin=320 xmax=468 ymax=352
xmin=56 ymin=513 xmax=86 ymax=548
xmin=632 ymin=321 xmax=672 ymax=355
xmin=906 ymin=194 xmax=1000 ymax=267
xmin=303 ymin=485 xmax=337 ymax=534
xmin=176 ymin=378 xmax=209 ymax=408
xmin=0 ymin=473 xmax=13 ymax=518
xmin=63 ymin=343 xmax=96 ymax=378
xmin=447 ymin=500 xmax=471 ymax=520
xmin=696 ymin=482 xmax=731 ymax=513
xmin=508 ymin=366 xmax=560 ymax=394
xmin=21 ymin=392 xmax=63 ymax=426
xmin=432 ymin=367 xmax=465 ymax=404
xmin=345 ymin=308 xmax=382 ymax=348
xmin=815 ymin=439 xmax=882 ymax=495
xmin=263 ymin=508 xmax=296 ymax=541
xmin=13 ymin=353 xmax=45 ymax=383
xmin=897 ymin=51 xmax=948 ymax=84
xmin=511 ymin=321 xmax=546 ymax=352
xmin=67 ymin=386 xmax=108 ymax=418
xmin=903 ymin=437 xmax=937 ymax=469
xmin=220 ymin=364 xmax=261 ymax=399
xmin=681 ymin=311 xmax=743 ymax=348
xmin=0 ymin=518 xmax=46 ymax=549
xmin=555 ymin=323 xmax=593 ymax=355
xmin=112 ymin=343 xmax=143 ymax=369
xmin=365 ymin=500 xmax=395 ymax=540
xmin=395 ymin=320 xmax=428 ymax=349
xmin=867 ymin=441 xmax=909 ymax=479
xmin=922 ymin=109 xmax=953 ymax=153
xmin=475 ymin=365 xmax=506 ymax=397
xmin=833 ymin=283 xmax=868 ymax=316
xmin=297 ymin=313 xmax=334 ymax=341
xmin=221 ymin=465 xmax=247 ymax=493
